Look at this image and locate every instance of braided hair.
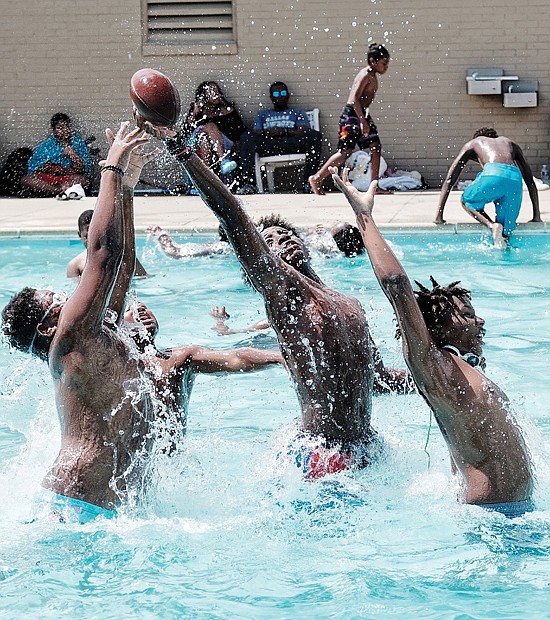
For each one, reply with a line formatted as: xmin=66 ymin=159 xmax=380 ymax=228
xmin=413 ymin=277 xmax=472 ymax=344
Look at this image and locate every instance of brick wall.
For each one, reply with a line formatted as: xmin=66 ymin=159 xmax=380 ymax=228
xmin=1 ymin=0 xmax=548 ymax=187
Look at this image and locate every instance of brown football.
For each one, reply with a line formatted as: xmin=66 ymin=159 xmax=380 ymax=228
xmin=130 ymin=68 xmax=181 ymax=127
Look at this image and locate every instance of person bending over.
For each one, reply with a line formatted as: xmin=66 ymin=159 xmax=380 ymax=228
xmin=332 ymin=169 xmax=534 ymax=517
xmin=435 ymin=127 xmax=541 ymax=248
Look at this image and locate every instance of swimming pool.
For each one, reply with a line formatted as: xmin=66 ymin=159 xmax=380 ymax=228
xmin=1 ymin=231 xmax=549 ymax=618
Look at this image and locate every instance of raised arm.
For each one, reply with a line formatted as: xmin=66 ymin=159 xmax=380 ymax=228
xmin=331 ymin=168 xmax=435 ymax=373
xmin=107 ymin=135 xmax=158 ymax=322
xmin=178 ymin=152 xmax=279 ymax=292
xmin=56 ymin=124 xmax=149 ymax=341
xmin=435 ymin=143 xmax=475 ymax=224
xmin=210 ymin=306 xmax=270 ymax=335
xmin=512 ymin=143 xmax=541 ymax=222
xmin=135 ymin=117 xmax=281 ymax=292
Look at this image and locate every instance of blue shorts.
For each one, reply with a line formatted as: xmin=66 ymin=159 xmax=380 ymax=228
xmin=480 ymin=498 xmax=534 ymax=518
xmin=32 ymin=489 xmax=117 ymax=525
xmin=462 ymin=162 xmax=523 ymax=236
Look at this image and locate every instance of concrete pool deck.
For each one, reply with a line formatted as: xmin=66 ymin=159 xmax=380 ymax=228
xmin=1 ymin=189 xmax=549 ymax=236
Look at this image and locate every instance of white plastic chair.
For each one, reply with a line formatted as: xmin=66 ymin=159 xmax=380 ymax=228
xmin=254 ymin=108 xmax=320 ymax=193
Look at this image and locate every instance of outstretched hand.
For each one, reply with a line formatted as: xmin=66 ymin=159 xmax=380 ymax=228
xmin=133 ymin=108 xmax=178 ymax=140
xmin=210 ymin=306 xmax=231 ymax=335
xmin=103 ymin=122 xmax=150 ymax=174
xmin=103 ymin=127 xmax=160 ymax=189
xmin=329 ymin=166 xmax=377 ymax=218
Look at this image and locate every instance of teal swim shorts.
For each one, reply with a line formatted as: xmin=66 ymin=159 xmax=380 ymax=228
xmin=462 ymin=162 xmax=523 ymax=236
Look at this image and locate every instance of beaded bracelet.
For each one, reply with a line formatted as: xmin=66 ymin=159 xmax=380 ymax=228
xmin=100 ymin=165 xmax=124 ymax=176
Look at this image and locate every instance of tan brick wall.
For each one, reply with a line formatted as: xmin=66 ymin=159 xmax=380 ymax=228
xmin=1 ymin=0 xmax=549 ymax=187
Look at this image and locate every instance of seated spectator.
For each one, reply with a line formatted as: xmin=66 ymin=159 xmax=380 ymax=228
xmin=21 ymin=113 xmax=91 ymax=197
xmin=237 ymin=81 xmax=322 ymax=195
xmin=0 ymin=147 xmax=34 ymax=197
xmin=67 ymin=209 xmax=148 ymax=278
xmin=184 ymin=81 xmax=246 ymax=184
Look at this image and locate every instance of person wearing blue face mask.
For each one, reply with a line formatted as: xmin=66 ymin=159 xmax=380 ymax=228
xmin=237 ymin=81 xmax=322 ymax=195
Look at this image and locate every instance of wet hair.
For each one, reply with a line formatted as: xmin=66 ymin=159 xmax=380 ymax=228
xmin=50 ymin=112 xmax=71 ymax=129
xmin=473 ymin=127 xmax=498 ymax=139
xmin=413 ymin=276 xmax=472 ymax=345
xmin=332 ymin=224 xmax=365 ymax=257
xmin=78 ymin=209 xmax=94 ymax=234
xmin=256 ymin=213 xmax=300 ymax=237
xmin=269 ymin=81 xmax=288 ymax=96
xmin=368 ymin=43 xmax=390 ymax=63
xmin=1 ymin=287 xmax=49 ymax=360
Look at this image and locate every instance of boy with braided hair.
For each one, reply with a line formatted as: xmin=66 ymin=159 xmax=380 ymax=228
xmin=332 ymin=168 xmax=534 ymax=517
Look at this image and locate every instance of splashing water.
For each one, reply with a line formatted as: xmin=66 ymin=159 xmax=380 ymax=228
xmin=0 ymin=232 xmax=550 ymax=617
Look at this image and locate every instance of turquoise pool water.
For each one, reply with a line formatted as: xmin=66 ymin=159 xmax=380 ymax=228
xmin=1 ymin=231 xmax=550 ymax=618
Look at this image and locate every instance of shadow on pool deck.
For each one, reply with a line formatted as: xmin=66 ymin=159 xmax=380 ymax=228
xmin=0 ymin=189 xmax=548 ymax=236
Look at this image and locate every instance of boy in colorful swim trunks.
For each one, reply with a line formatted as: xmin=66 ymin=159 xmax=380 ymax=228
xmin=435 ymin=127 xmax=541 ymax=248
xmin=332 ymin=169 xmax=535 ymax=517
xmin=137 ymin=112 xmax=415 ymax=481
xmin=309 ymin=43 xmax=390 ymax=195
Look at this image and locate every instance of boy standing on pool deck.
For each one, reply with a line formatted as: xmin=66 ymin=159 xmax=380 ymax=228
xmin=309 ymin=43 xmax=390 ymax=196
xmin=434 ymin=128 xmax=541 ymax=248
xmin=332 ymin=169 xmax=534 ymax=517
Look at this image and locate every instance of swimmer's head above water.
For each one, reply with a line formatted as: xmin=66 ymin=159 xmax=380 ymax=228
xmin=2 ymin=289 xmax=159 ymax=361
xmin=123 ymin=302 xmax=159 ymax=348
xmin=256 ymin=214 xmax=311 ymax=272
xmin=413 ymin=277 xmax=486 ymax=359
xmin=2 ymin=288 xmax=67 ymax=361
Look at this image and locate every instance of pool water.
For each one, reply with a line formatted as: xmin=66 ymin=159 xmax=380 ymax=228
xmin=1 ymin=231 xmax=550 ymax=618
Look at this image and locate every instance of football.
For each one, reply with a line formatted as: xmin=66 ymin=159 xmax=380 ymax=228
xmin=130 ymin=68 xmax=181 ymax=127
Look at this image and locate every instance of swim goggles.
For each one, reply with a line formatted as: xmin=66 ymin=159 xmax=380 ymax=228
xmin=28 ymin=292 xmax=67 ymax=354
xmin=271 ymin=89 xmax=288 ymax=97
xmin=442 ymin=344 xmax=481 ymax=368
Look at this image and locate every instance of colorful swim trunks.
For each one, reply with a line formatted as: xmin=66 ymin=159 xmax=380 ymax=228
xmin=337 ymin=104 xmax=380 ymax=152
xmin=286 ymin=432 xmax=368 ymax=480
xmin=461 ymin=162 xmax=523 ymax=236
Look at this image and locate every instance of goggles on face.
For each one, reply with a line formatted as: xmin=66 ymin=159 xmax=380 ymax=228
xmin=272 ymin=90 xmax=288 ymax=97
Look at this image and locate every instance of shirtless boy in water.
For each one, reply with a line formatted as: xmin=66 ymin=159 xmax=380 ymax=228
xmin=333 ymin=169 xmax=534 ymax=516
xmin=135 ymin=107 xmax=410 ymax=478
xmin=2 ymin=123 xmax=153 ymax=520
xmin=309 ymin=43 xmax=390 ymax=195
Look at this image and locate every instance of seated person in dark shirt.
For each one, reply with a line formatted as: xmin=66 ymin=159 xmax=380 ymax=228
xmin=21 ymin=113 xmax=91 ymax=197
xmin=237 ymin=81 xmax=322 ymax=195
xmin=184 ymin=81 xmax=247 ymax=181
